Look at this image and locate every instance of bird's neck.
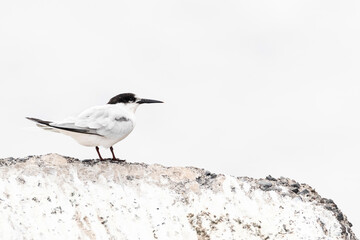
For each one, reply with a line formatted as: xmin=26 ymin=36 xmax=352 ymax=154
xmin=117 ymin=103 xmax=139 ymax=113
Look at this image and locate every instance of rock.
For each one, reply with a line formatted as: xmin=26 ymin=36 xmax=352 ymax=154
xmin=299 ymin=189 xmax=310 ymax=195
xmin=265 ymin=175 xmax=277 ymax=181
xmin=290 ymin=183 xmax=301 ymax=189
xmin=258 ymin=180 xmax=273 ymax=191
xmin=0 ymin=154 xmax=357 ymax=240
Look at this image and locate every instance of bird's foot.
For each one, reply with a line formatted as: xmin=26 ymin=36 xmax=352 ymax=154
xmin=111 ymin=158 xmax=126 ymax=163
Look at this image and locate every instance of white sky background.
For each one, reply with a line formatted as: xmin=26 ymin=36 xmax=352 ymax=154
xmin=1 ymin=0 xmax=359 ymax=235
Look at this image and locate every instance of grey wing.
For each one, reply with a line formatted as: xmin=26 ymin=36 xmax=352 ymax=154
xmin=49 ymin=122 xmax=102 ymax=136
xmin=55 ymin=105 xmax=118 ymax=136
xmin=74 ymin=105 xmax=134 ymax=137
xmin=31 ymin=105 xmax=127 ymax=137
xmin=26 ymin=117 xmax=102 ymax=136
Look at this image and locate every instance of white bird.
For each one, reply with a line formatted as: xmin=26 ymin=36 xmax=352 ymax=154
xmin=27 ymin=93 xmax=163 ymax=161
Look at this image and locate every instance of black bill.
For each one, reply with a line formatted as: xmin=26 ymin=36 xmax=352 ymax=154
xmin=138 ymin=98 xmax=163 ymax=104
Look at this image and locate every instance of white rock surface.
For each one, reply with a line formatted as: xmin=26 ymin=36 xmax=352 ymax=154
xmin=0 ymin=154 xmax=357 ymax=240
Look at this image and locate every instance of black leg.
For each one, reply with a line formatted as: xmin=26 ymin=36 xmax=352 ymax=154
xmin=110 ymin=146 xmax=125 ymax=162
xmin=110 ymin=146 xmax=116 ymax=160
xmin=96 ymin=146 xmax=104 ymax=160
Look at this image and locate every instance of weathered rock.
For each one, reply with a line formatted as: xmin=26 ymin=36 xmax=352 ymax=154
xmin=0 ymin=154 xmax=357 ymax=240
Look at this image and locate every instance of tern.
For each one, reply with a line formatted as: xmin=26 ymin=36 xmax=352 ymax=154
xmin=27 ymin=93 xmax=163 ymax=161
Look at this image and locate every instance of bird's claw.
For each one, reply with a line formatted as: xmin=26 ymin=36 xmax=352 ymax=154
xmin=111 ymin=158 xmax=126 ymax=163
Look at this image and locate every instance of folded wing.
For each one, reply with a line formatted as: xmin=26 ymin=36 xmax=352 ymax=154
xmin=26 ymin=117 xmax=102 ymax=136
xmin=27 ymin=105 xmax=132 ymax=138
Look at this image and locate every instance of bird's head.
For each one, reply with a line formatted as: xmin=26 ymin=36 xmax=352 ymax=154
xmin=107 ymin=93 xmax=163 ymax=112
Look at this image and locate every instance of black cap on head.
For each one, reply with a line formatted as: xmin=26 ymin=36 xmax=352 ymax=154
xmin=107 ymin=93 xmax=137 ymax=104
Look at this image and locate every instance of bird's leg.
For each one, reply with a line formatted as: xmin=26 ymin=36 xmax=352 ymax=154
xmin=110 ymin=146 xmax=116 ymax=160
xmin=96 ymin=146 xmax=104 ymax=161
xmin=110 ymin=146 xmax=125 ymax=162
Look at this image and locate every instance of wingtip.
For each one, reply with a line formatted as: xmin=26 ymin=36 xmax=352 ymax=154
xmin=26 ymin=117 xmax=38 ymax=122
xmin=26 ymin=117 xmax=52 ymax=125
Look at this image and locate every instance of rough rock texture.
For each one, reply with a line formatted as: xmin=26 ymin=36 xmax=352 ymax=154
xmin=0 ymin=154 xmax=357 ymax=240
